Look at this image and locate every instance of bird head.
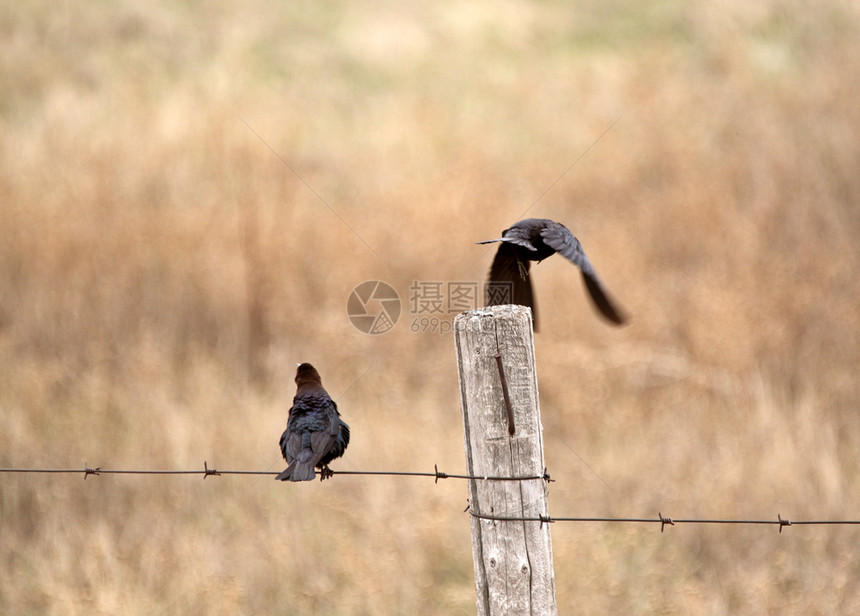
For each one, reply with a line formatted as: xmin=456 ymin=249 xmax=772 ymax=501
xmin=294 ymin=363 xmax=323 ymax=388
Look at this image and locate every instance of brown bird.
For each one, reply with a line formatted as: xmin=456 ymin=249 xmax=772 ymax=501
xmin=276 ymin=363 xmax=350 ymax=482
xmin=478 ymin=218 xmax=627 ymax=330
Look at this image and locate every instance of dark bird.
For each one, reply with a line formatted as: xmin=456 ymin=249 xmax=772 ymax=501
xmin=276 ymin=363 xmax=350 ymax=482
xmin=477 ymin=218 xmax=627 ymax=330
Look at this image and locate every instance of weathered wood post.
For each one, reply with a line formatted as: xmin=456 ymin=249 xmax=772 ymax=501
xmin=454 ymin=305 xmax=557 ymax=616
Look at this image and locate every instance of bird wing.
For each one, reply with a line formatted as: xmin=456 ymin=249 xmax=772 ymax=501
xmin=296 ymin=400 xmax=339 ymax=467
xmin=540 ymin=223 xmax=627 ymax=325
xmin=308 ymin=430 xmax=337 ymax=465
xmin=486 ymin=242 xmax=538 ymax=329
xmin=283 ymin=393 xmax=336 ymax=460
xmin=476 ymin=225 xmax=539 ymax=252
xmin=338 ymin=419 xmax=350 ymax=450
xmin=281 ymin=427 xmax=302 ymax=463
xmin=539 ymin=222 xmax=589 ymax=270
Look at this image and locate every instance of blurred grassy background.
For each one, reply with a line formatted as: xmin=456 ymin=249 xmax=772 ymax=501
xmin=2 ymin=0 xmax=859 ymax=613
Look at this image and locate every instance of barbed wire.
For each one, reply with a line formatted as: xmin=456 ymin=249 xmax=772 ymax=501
xmin=3 ymin=463 xmax=858 ymax=531
xmin=467 ymin=510 xmax=860 ymax=532
xmin=0 ymin=462 xmax=552 ymax=483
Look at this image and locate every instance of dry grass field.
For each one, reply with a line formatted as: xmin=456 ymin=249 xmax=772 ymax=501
xmin=2 ymin=1 xmax=859 ymax=614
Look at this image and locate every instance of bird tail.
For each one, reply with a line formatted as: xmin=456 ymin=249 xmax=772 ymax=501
xmin=275 ymin=452 xmax=316 ymax=482
xmin=485 ymin=243 xmax=538 ymax=330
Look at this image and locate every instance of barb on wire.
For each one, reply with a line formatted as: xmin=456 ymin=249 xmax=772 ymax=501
xmin=659 ymin=511 xmax=674 ymax=533
xmin=84 ymin=462 xmax=100 ymax=480
xmin=203 ymin=461 xmax=221 ymax=479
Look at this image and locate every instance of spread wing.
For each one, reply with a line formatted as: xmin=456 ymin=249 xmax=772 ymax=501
xmin=540 ymin=223 xmax=627 ymax=325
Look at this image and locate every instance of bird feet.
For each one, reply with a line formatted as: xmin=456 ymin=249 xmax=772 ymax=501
xmin=516 ymin=259 xmax=529 ymax=280
xmin=319 ymin=465 xmax=335 ymax=481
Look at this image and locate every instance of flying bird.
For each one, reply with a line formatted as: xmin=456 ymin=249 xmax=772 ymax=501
xmin=276 ymin=363 xmax=350 ymax=482
xmin=477 ymin=218 xmax=627 ymax=330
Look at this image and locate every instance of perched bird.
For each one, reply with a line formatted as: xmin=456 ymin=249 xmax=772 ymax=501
xmin=276 ymin=363 xmax=350 ymax=482
xmin=477 ymin=218 xmax=627 ymax=330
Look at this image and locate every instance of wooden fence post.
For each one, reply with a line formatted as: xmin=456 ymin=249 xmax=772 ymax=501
xmin=454 ymin=305 xmax=557 ymax=616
